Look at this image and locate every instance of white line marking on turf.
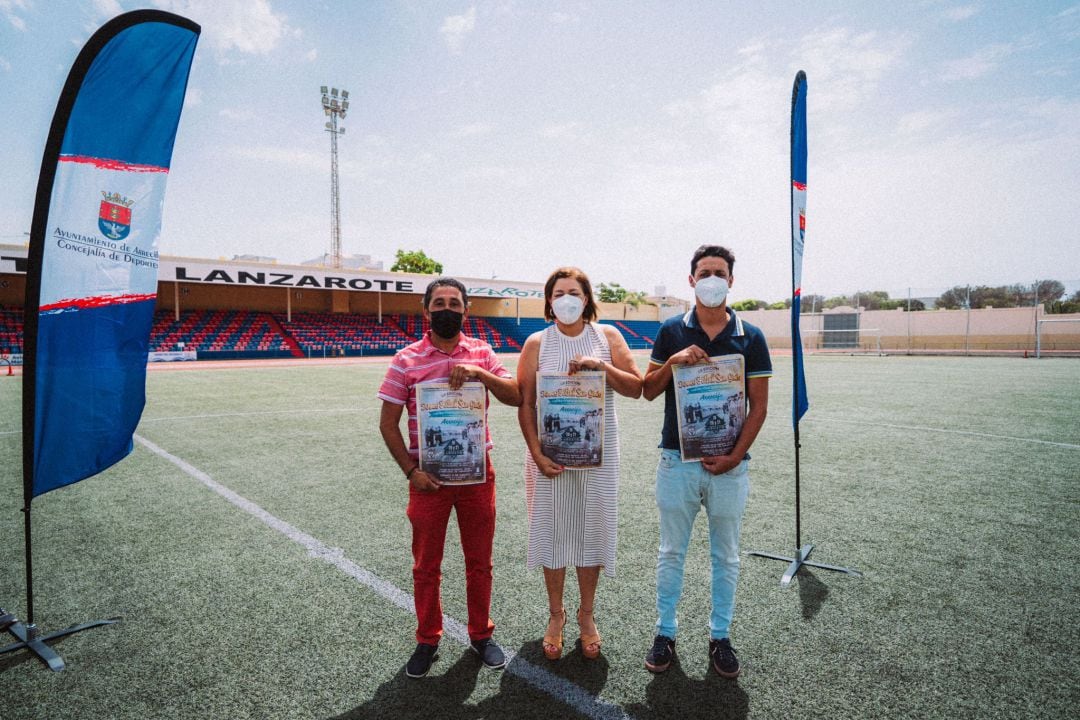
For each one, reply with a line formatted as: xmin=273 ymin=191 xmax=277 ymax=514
xmin=810 ymin=417 xmax=1080 ymax=449
xmin=134 ymin=434 xmax=633 ymax=720
xmin=139 ymin=408 xmax=361 ymax=423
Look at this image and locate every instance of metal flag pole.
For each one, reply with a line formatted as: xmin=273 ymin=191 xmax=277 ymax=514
xmin=745 ymin=70 xmax=860 ymax=587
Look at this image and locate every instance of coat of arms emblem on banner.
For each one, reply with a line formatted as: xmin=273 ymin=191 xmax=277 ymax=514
xmin=98 ymin=192 xmax=133 ymax=240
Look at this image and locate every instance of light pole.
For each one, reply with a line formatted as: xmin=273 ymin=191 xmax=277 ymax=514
xmin=320 ymin=86 xmax=348 ymax=269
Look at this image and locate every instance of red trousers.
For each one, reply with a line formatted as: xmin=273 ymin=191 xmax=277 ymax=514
xmin=406 ymin=459 xmax=496 ymax=645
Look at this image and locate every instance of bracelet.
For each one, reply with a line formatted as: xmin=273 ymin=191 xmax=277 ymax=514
xmin=405 ymin=466 xmax=419 ymax=479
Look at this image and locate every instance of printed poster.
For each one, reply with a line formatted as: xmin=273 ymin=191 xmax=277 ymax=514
xmin=673 ymin=355 xmax=745 ymax=462
xmin=537 ymin=371 xmax=605 ymax=469
xmin=417 ymin=381 xmax=486 ymax=485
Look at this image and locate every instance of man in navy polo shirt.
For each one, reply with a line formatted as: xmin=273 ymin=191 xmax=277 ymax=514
xmin=641 ymin=245 xmax=772 ymax=679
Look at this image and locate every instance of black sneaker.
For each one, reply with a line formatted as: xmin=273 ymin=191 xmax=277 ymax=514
xmin=709 ymin=638 xmax=740 ymax=678
xmin=645 ymin=634 xmax=676 ymax=673
xmin=470 ymin=637 xmax=507 ymax=670
xmin=405 ymin=642 xmax=439 ymax=678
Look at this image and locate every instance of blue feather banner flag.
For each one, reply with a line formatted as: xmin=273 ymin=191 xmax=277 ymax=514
xmin=23 ymin=11 xmax=199 ymax=498
xmin=791 ymin=71 xmax=809 ymax=427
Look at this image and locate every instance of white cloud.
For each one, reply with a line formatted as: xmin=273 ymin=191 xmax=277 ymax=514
xmin=446 ymin=122 xmax=492 ymax=138
xmin=664 ymin=29 xmax=906 ymax=148
xmin=461 ymin=165 xmax=509 ymax=181
xmin=183 ymin=86 xmax=203 ymax=106
xmin=796 ymin=28 xmax=910 ymax=112
xmin=539 ymin=122 xmax=582 ymax=139
xmin=154 ymin=0 xmax=290 ymax=55
xmin=440 ymin=6 xmax=476 ymax=54
xmin=219 ymin=107 xmax=256 ymax=121
xmin=550 ymin=11 xmax=577 ymax=25
xmin=1013 ymin=96 xmax=1080 ymax=139
xmin=229 ymin=144 xmax=323 ymax=172
xmin=943 ymin=4 xmax=980 ymax=21
xmin=93 ymin=0 xmax=124 ymax=18
xmin=940 ymin=43 xmax=1012 ymax=81
xmin=1 ymin=0 xmax=28 ymax=32
xmin=0 ymin=56 xmax=10 ymax=72
xmin=304 ymin=48 xmax=317 ymax=62
xmin=897 ymin=109 xmax=959 ymax=135
xmin=736 ymin=40 xmax=768 ymax=58
xmin=1055 ymin=4 xmax=1080 ymax=41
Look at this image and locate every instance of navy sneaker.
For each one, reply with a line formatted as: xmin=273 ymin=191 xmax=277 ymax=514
xmin=0 ymin=609 xmax=15 ymax=632
xmin=470 ymin=637 xmax=507 ymax=670
xmin=709 ymin=638 xmax=740 ymax=678
xmin=405 ymin=642 xmax=439 ymax=678
xmin=645 ymin=634 xmax=676 ymax=673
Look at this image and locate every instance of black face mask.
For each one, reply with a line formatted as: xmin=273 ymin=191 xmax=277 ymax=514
xmin=429 ymin=309 xmax=464 ymax=339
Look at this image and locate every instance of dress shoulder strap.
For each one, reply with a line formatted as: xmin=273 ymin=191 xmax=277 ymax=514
xmin=537 ymin=324 xmax=554 ymax=357
xmin=588 ymin=322 xmax=611 ymax=356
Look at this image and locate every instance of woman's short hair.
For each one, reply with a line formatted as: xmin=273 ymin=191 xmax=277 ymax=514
xmin=543 ymin=267 xmax=598 ymax=323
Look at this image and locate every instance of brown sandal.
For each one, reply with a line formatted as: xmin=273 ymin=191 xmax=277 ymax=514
xmin=543 ymin=608 xmax=566 ymax=660
xmin=578 ymin=608 xmax=602 ymax=659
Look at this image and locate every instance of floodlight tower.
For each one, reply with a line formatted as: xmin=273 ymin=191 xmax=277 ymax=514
xmin=320 ymin=86 xmax=349 ymax=268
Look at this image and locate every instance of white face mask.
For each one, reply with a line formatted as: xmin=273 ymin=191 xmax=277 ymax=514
xmin=694 ymin=275 xmax=729 ymax=308
xmin=551 ymin=294 xmax=585 ymax=324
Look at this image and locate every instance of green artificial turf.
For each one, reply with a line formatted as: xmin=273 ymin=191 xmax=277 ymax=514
xmin=1 ymin=355 xmax=1077 ymax=719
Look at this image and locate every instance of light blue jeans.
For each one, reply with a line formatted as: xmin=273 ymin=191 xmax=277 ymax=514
xmin=654 ymin=449 xmax=749 ymax=640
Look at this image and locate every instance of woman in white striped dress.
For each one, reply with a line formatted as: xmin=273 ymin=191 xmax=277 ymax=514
xmin=517 ymin=267 xmax=642 ymax=660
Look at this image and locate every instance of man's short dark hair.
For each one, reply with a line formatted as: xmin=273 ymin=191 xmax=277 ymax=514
xmin=691 ymin=245 xmax=735 ymax=277
xmin=422 ymin=277 xmax=468 ymax=309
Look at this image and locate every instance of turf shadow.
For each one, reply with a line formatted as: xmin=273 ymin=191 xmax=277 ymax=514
xmin=326 ymin=644 xmax=610 ymax=720
xmin=0 ymin=648 xmax=35 ymax=673
xmin=326 ymin=650 xmax=483 ymax=720
xmin=796 ymin=569 xmax=829 ymax=620
xmin=512 ymin=637 xmax=611 ymax=690
xmin=625 ymin=657 xmax=749 ymax=720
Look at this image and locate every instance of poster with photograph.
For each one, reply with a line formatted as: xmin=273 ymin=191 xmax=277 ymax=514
xmin=417 ymin=381 xmax=486 ymax=485
xmin=673 ymin=355 xmax=746 ymax=462
xmin=537 ymin=371 xmax=605 ymax=469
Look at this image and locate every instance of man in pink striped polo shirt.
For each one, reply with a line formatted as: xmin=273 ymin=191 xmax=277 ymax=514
xmin=378 ymin=277 xmax=520 ymax=679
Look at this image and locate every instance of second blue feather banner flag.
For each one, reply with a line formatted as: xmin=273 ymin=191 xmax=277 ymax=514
xmin=791 ymin=71 xmax=809 ymax=427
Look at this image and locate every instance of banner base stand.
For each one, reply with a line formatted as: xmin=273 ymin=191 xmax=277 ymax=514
xmin=745 ymin=543 xmax=861 ymax=587
xmin=1 ymin=616 xmax=119 ymax=671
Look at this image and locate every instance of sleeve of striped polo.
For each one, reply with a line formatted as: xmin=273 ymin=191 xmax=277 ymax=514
xmin=376 ymin=354 xmax=409 ymax=404
xmin=484 ymin=345 xmax=513 ymax=379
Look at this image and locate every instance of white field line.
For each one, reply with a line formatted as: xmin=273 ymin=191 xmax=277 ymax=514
xmin=133 ymin=433 xmax=632 ymax=720
xmin=139 ymin=408 xmax=361 ymax=423
xmin=808 ymin=417 xmax=1080 ymax=450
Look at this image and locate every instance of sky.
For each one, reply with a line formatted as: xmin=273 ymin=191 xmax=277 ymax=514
xmin=1 ymin=0 xmax=1078 ymax=304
